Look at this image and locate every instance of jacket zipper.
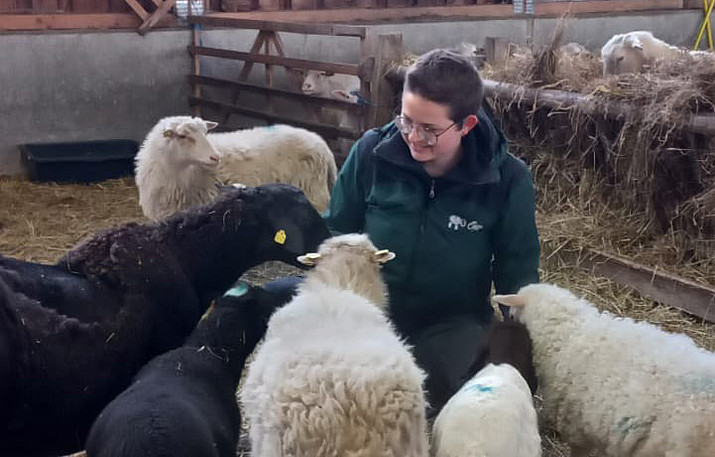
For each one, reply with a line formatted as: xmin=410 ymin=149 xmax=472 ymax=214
xmin=408 ymin=179 xmax=436 ymax=286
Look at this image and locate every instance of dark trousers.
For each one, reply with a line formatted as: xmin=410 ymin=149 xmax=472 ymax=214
xmin=261 ymin=276 xmax=491 ymax=418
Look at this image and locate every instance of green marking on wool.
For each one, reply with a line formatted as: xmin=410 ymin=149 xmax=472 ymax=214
xmin=224 ymin=282 xmax=249 ymax=298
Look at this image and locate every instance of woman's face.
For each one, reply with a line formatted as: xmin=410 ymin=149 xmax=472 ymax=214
xmin=399 ymin=91 xmax=476 ymax=177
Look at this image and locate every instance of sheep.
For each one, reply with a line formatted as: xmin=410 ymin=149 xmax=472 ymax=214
xmin=85 ymin=283 xmax=280 ymax=457
xmin=0 ymin=184 xmax=330 ymax=457
xmin=135 ymin=116 xmax=338 ymax=221
xmin=294 ymin=69 xmax=361 ymax=102
xmin=241 ymin=233 xmax=429 ymax=457
xmin=493 ymin=283 xmax=715 ymax=457
xmin=431 ymin=320 xmax=541 ymax=457
xmin=601 ymin=31 xmax=681 ymax=75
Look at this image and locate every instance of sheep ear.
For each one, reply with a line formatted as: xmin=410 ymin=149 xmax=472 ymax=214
xmin=205 ymin=121 xmax=219 ymax=131
xmin=492 ymin=294 xmax=526 ymax=307
xmin=625 ymin=36 xmax=644 ymax=50
xmin=372 ymin=249 xmax=395 ymax=264
xmin=331 ymin=89 xmax=352 ymax=101
xmin=297 ymin=252 xmax=321 ymax=266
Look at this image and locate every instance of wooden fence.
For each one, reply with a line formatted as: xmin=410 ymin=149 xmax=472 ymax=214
xmin=187 ymin=17 xmax=404 ymax=163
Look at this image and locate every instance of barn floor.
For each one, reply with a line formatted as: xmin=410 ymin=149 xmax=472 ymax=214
xmin=2 ymin=174 xmax=713 ymax=457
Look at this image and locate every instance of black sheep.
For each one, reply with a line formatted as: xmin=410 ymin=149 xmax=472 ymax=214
xmin=86 ymin=283 xmax=278 ymax=457
xmin=0 ymin=184 xmax=329 ymax=457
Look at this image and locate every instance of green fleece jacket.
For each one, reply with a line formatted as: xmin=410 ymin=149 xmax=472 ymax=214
xmin=324 ymin=108 xmax=539 ymax=335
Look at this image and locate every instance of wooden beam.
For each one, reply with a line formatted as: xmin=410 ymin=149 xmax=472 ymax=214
xmin=569 ymin=248 xmax=715 ymax=323
xmin=188 ymin=96 xmax=362 ymax=139
xmin=482 ymin=79 xmax=715 ymax=136
xmin=189 ymin=16 xmax=366 ymax=37
xmin=137 ymin=0 xmax=177 ymax=34
xmin=188 ymin=45 xmax=363 ymax=76
xmin=193 ymin=5 xmax=512 ymax=24
xmin=188 ymin=74 xmax=367 ymax=113
xmin=123 ymin=0 xmax=148 ymax=20
xmin=535 ymin=0 xmax=685 ymax=16
xmin=0 ymin=13 xmax=179 ymax=30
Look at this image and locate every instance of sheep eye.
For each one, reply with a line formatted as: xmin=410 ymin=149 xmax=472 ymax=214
xmin=616 ymin=56 xmax=624 ymax=62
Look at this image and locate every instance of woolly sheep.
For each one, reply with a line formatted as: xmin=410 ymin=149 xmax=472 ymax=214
xmin=135 ymin=116 xmax=338 ymax=221
xmin=601 ymin=31 xmax=681 ymax=75
xmin=86 ymin=284 xmax=280 ymax=457
xmin=493 ymin=283 xmax=715 ymax=457
xmin=431 ymin=320 xmax=541 ymax=457
xmin=241 ymin=233 xmax=429 ymax=457
xmin=0 ymin=184 xmax=329 ymax=457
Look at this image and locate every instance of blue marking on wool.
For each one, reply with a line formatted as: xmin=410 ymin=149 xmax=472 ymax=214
xmin=463 ymin=383 xmax=493 ymax=394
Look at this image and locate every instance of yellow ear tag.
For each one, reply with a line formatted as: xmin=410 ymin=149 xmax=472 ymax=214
xmin=274 ymin=229 xmax=287 ymax=245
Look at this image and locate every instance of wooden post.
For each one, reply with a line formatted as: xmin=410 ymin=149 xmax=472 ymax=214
xmin=362 ymin=31 xmax=405 ymax=129
xmin=191 ymin=23 xmax=202 ymax=118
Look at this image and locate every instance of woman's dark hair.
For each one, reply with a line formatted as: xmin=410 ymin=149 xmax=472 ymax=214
xmin=404 ymin=48 xmax=484 ymax=124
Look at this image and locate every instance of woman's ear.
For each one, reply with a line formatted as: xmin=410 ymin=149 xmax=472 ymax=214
xmin=461 ymin=114 xmax=479 ymax=135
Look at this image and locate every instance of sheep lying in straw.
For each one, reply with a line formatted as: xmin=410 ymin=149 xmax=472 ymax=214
xmin=135 ymin=116 xmax=338 ymax=221
xmin=0 ymin=184 xmax=329 ymax=457
xmin=494 ymin=283 xmax=715 ymax=457
xmin=241 ymin=233 xmax=429 ymax=457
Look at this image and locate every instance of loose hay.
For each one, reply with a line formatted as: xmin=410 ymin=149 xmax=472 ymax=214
xmin=484 ymin=26 xmax=715 ymax=271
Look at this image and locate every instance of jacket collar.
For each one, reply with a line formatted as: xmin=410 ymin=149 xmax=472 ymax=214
xmin=373 ymin=107 xmax=507 ymax=186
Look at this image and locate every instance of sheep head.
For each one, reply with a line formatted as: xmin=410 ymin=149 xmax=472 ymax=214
xmin=160 ymin=116 xmax=220 ymax=170
xmin=298 ymin=233 xmax=395 ymax=309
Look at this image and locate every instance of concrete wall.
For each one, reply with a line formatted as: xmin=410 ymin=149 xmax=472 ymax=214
xmin=0 ymin=9 xmax=708 ymax=175
xmin=0 ymin=29 xmax=190 ymax=175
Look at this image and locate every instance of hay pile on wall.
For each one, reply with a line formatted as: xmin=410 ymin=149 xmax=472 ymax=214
xmin=484 ymin=39 xmax=715 ymax=270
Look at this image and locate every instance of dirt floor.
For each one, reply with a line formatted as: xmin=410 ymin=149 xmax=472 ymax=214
xmin=1 ymin=173 xmax=713 ymax=457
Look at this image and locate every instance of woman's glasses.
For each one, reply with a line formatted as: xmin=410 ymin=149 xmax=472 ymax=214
xmin=394 ymin=115 xmax=458 ymax=146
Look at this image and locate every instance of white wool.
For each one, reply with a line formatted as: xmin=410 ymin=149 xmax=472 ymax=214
xmin=135 ymin=117 xmax=337 ymax=221
xmin=510 ymin=283 xmax=715 ymax=457
xmin=601 ymin=31 xmax=681 ymax=75
xmin=212 ymin=124 xmax=337 ymax=213
xmin=241 ymin=234 xmax=428 ymax=457
xmin=432 ymin=363 xmax=541 ymax=457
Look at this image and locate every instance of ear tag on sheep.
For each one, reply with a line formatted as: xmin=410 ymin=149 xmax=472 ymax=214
xmin=297 ymin=252 xmax=321 ymax=266
xmin=274 ymin=229 xmax=287 ymax=245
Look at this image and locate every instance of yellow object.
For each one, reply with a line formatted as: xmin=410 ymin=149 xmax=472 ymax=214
xmin=274 ymin=229 xmax=287 ymax=245
xmin=694 ymin=0 xmax=715 ymax=50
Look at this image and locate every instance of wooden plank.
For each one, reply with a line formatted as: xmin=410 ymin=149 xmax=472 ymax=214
xmin=189 ymin=15 xmax=366 ymax=37
xmin=0 ymin=13 xmax=177 ymax=30
xmin=188 ymin=45 xmax=363 ymax=76
xmin=188 ymin=96 xmax=362 ymax=139
xmin=123 ymin=0 xmax=148 ymax=19
xmin=188 ymin=75 xmax=367 ymax=113
xmin=193 ymin=5 xmax=514 ymax=23
xmin=482 ymin=79 xmax=715 ymax=136
xmin=576 ymin=248 xmax=715 ymax=323
xmin=535 ymin=0 xmax=685 ymax=16
xmin=32 ymin=0 xmax=58 ymax=13
xmin=137 ymin=0 xmax=177 ymax=34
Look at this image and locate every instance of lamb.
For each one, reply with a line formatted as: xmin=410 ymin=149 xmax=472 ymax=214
xmin=135 ymin=116 xmax=338 ymax=221
xmin=294 ymin=69 xmax=362 ymax=102
xmin=601 ymin=31 xmax=681 ymax=75
xmin=85 ymin=283 xmax=280 ymax=457
xmin=431 ymin=320 xmax=541 ymax=457
xmin=0 ymin=184 xmax=329 ymax=457
xmin=241 ymin=233 xmax=429 ymax=457
xmin=493 ymin=283 xmax=715 ymax=457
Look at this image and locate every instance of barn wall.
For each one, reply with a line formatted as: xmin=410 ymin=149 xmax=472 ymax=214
xmin=0 ymin=29 xmax=190 ymax=175
xmin=0 ymin=9 xmax=706 ymax=175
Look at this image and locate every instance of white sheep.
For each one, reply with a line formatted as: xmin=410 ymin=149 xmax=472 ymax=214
xmin=241 ymin=233 xmax=429 ymax=457
xmin=601 ymin=31 xmax=681 ymax=75
xmin=135 ymin=116 xmax=338 ymax=221
xmin=431 ymin=320 xmax=541 ymax=457
xmin=493 ymin=283 xmax=715 ymax=457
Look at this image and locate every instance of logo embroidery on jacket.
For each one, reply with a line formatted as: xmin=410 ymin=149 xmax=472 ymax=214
xmin=447 ymin=215 xmax=483 ymax=232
